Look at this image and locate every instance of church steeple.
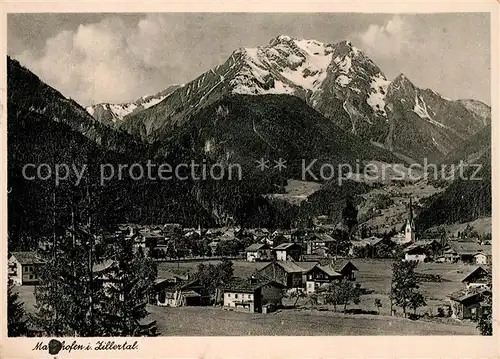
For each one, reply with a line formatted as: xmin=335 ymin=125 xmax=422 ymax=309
xmin=405 ymin=196 xmax=415 ymax=243
xmin=408 ymin=197 xmax=414 ymax=226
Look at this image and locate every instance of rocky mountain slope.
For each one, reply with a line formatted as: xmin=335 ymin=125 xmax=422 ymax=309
xmin=85 ymin=84 xmax=181 ymax=128
xmin=158 ymin=93 xmax=400 ymax=178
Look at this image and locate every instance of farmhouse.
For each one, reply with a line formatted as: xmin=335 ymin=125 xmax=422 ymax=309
xmin=8 ymin=251 xmax=44 ymax=285
xmin=447 ymin=242 xmax=491 ymax=264
xmin=154 ymin=278 xmax=209 ymax=307
xmin=304 ymin=264 xmax=343 ymax=294
xmin=404 ymin=244 xmax=427 ymax=262
xmin=305 ymin=233 xmax=336 ymax=255
xmin=217 ymin=229 xmax=237 ymax=242
xmin=271 ymin=234 xmax=289 ymax=246
xmin=258 ymin=260 xmax=306 ymax=288
xmin=274 ymin=242 xmax=302 ymax=261
xmin=448 ymin=287 xmax=491 ymax=320
xmin=349 ymin=236 xmax=396 ymax=257
xmin=245 ymin=243 xmax=272 ymax=262
xmin=330 ymin=259 xmax=358 ymax=280
xmin=461 ymin=266 xmax=491 ymax=289
xmin=222 ymin=277 xmax=285 ymax=313
xmin=473 ymin=245 xmax=492 ymax=265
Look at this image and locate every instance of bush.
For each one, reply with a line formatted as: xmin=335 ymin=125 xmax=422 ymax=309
xmin=437 ymin=307 xmax=445 ymax=317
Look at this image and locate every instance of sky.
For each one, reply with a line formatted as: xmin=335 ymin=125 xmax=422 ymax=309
xmin=8 ymin=13 xmax=491 ymax=106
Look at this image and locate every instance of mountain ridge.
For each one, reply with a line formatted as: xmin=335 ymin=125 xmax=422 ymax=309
xmin=80 ymin=35 xmax=489 ymax=162
xmin=85 ymin=84 xmax=183 ymax=128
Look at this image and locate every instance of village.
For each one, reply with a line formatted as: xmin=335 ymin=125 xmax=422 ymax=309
xmin=8 ymin=198 xmax=492 ymax=335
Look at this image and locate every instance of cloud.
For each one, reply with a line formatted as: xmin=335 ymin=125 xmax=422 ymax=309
xmin=352 ymin=15 xmax=413 ymax=57
xmin=15 ymin=15 xmax=184 ymax=106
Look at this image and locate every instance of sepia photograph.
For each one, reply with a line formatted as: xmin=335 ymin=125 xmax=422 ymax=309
xmin=2 ymin=7 xmax=495 ymax=350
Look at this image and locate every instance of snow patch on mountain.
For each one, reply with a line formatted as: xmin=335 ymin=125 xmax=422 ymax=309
xmin=142 ymin=95 xmax=168 ymax=109
xmin=86 ymin=106 xmax=94 ymax=116
xmin=108 ymin=103 xmax=138 ymax=121
xmin=86 ymin=86 xmax=180 ymax=123
xmin=414 ymin=94 xmax=450 ymax=129
xmin=413 ymin=94 xmax=432 ymax=120
xmin=334 ymin=55 xmax=352 ymax=74
xmin=230 ymin=36 xmax=335 ymax=95
xmin=367 ymin=73 xmax=390 ymax=115
xmin=336 ymin=75 xmax=351 ymax=86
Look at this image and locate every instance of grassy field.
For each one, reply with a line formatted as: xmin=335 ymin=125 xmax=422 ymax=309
xmin=147 ymin=305 xmax=477 ymax=336
xmin=348 ymin=259 xmax=470 ymax=316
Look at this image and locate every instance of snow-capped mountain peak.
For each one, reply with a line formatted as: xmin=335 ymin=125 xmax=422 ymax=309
xmin=228 ymin=36 xmax=380 ymax=98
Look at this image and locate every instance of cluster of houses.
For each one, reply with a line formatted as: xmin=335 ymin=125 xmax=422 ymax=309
xmin=245 ymin=233 xmax=337 ymax=263
xmin=110 ymin=223 xmax=351 ymax=260
xmin=401 ymin=239 xmax=491 ymax=264
xmin=152 ymin=258 xmax=359 ymax=314
xmin=95 ymin=199 xmax=492 ymax=266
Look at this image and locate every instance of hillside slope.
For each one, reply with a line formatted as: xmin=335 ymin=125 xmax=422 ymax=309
xmin=7 ymin=57 xmax=144 ymax=153
xmin=416 ymin=129 xmax=491 ymax=231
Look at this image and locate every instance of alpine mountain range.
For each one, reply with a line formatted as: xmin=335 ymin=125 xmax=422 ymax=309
xmin=86 ymin=35 xmax=490 ymax=161
xmin=7 ymin=34 xmax=492 ymax=247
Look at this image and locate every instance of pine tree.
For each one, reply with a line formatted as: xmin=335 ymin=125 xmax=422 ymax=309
xmin=342 ymin=197 xmax=358 ymax=238
xmin=32 ymin=187 xmax=108 ymax=336
xmin=100 ymin=236 xmax=158 ymax=336
xmin=32 ymin=223 xmax=108 ymax=336
xmin=7 ymin=279 xmax=27 ymax=336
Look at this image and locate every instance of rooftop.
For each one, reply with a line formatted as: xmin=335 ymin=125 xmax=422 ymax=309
xmin=222 ymin=277 xmax=284 ymax=293
xmin=245 ymin=243 xmax=268 ymax=251
xmin=448 ymin=241 xmax=491 ymax=255
xmin=9 ymin=251 xmax=44 ymax=265
xmin=274 ymin=242 xmax=301 ymax=250
xmin=461 ymin=266 xmax=491 ymax=282
xmin=449 ymin=287 xmax=490 ymax=302
xmin=307 ymin=233 xmax=336 ymax=242
xmin=275 ymin=260 xmax=306 ymax=273
xmin=333 ymin=259 xmax=358 ymax=272
xmin=307 ymin=264 xmax=342 ymax=277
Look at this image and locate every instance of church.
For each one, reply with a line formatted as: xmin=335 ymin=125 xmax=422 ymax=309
xmin=392 ymin=197 xmax=415 ymax=245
